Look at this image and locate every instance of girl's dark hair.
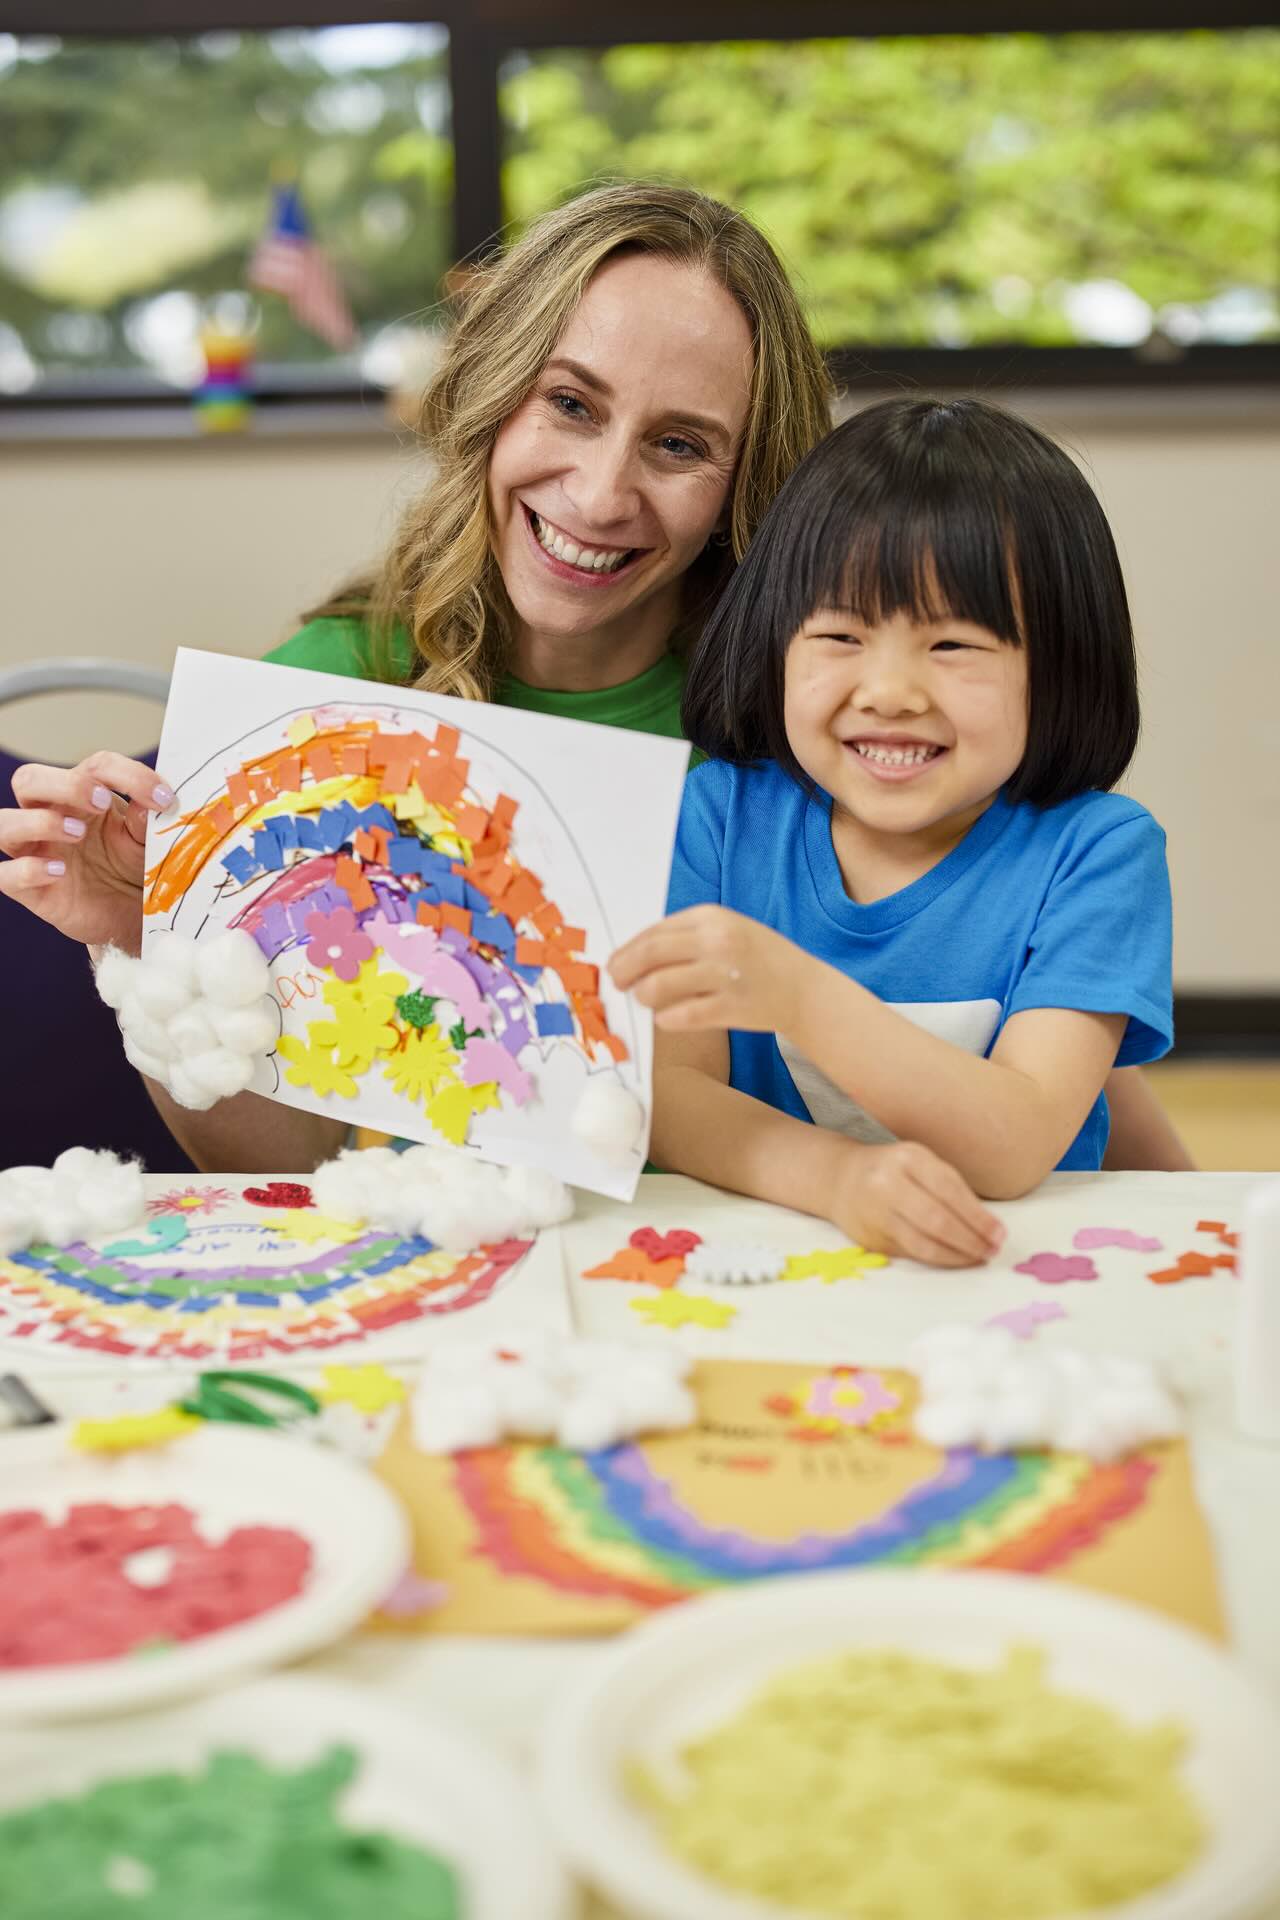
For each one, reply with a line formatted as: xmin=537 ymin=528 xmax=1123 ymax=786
xmin=682 ymin=395 xmax=1140 ymax=807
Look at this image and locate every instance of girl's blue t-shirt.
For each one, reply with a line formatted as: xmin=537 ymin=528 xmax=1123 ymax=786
xmin=666 ymin=759 xmax=1173 ymax=1171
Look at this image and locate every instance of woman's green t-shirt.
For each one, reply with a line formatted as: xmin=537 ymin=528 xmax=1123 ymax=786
xmin=263 ymin=616 xmax=689 ymax=741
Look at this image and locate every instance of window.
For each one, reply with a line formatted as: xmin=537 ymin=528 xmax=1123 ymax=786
xmin=501 ymin=32 xmax=1280 ymax=366
xmin=0 ymin=24 xmax=450 ymax=395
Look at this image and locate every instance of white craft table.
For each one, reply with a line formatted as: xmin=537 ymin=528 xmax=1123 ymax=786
xmin=16 ymin=1169 xmax=1280 ymax=1920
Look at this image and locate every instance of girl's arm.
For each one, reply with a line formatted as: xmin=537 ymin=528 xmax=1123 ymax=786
xmin=650 ymin=1023 xmax=1006 ymax=1268
xmin=144 ymin=1079 xmax=346 ymax=1175
xmin=1102 ymin=1067 xmax=1195 ymax=1172
xmin=615 ymin=906 xmax=1124 ymax=1202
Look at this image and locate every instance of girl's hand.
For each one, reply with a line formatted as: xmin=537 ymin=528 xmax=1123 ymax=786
xmin=834 ymin=1138 xmax=1006 ymax=1268
xmin=0 ymin=752 xmax=173 ymax=955
xmin=610 ymin=905 xmax=808 ymax=1033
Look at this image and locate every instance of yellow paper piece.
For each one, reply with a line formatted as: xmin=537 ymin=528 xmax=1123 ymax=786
xmin=782 ymin=1246 xmax=889 ymax=1284
xmin=71 ymin=1407 xmax=199 ymax=1453
xmin=630 ymin=1291 xmax=737 ymax=1330
xmin=391 ymin=783 xmax=428 ymax=820
xmin=318 ymin=1364 xmax=408 ymax=1414
xmin=267 ymin=1209 xmax=364 ymax=1246
xmin=286 ymin=712 xmax=317 ymax=747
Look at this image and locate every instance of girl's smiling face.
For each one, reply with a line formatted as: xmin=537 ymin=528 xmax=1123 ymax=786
xmin=783 ymin=604 xmax=1029 ymax=858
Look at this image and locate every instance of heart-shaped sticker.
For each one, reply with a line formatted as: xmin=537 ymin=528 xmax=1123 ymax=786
xmin=629 ymin=1226 xmax=701 ymax=1262
xmin=243 ymin=1181 xmax=315 ymax=1209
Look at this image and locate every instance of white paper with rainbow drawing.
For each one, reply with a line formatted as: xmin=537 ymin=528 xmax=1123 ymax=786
xmin=143 ymin=650 xmax=689 ymax=1199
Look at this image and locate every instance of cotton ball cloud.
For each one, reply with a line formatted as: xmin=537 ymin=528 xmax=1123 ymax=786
xmin=570 ymin=1075 xmax=645 ymax=1167
xmin=909 ymin=1324 xmax=1181 ymax=1463
xmin=94 ymin=930 xmax=278 ymax=1110
xmin=0 ymin=1148 xmax=146 ymax=1255
xmin=412 ymin=1328 xmax=695 ymax=1453
xmin=311 ymin=1144 xmax=574 ymax=1253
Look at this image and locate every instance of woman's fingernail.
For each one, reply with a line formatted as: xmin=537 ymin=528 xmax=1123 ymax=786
xmin=91 ymin=785 xmax=111 ymax=810
xmin=63 ymin=817 xmax=86 ymax=838
xmin=152 ymin=783 xmax=174 ymax=807
xmin=46 ymin=860 xmax=66 ymax=876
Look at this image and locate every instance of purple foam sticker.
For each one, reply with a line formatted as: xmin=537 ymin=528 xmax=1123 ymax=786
xmin=1072 ymin=1227 xmax=1164 ymax=1253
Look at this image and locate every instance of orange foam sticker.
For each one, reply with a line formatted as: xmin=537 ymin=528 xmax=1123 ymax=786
xmin=335 ymin=855 xmax=375 ymax=912
xmin=515 ymin=938 xmax=548 ymax=968
xmin=439 ymin=903 xmax=472 ymax=936
xmin=1196 ymin=1220 xmax=1227 ymax=1235
xmin=583 ymin=1248 xmax=684 ymax=1289
xmin=340 ymin=744 xmax=367 ymax=776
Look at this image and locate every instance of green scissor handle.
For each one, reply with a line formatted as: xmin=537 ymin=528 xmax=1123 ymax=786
xmin=178 ymin=1370 xmax=321 ymax=1429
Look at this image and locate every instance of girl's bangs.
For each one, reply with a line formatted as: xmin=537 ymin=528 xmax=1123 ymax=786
xmin=802 ymin=482 xmax=1024 ymax=643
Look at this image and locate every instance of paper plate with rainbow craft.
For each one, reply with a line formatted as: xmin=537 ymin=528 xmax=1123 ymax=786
xmin=0 ymin=1423 xmax=408 ymax=1723
xmin=0 ymin=1175 xmax=569 ymax=1370
xmin=141 ymin=650 xmax=688 ymax=1197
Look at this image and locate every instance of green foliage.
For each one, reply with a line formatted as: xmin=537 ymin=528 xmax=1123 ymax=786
xmin=0 ymin=31 xmax=451 ymax=375
xmin=501 ymin=31 xmax=1280 ymax=347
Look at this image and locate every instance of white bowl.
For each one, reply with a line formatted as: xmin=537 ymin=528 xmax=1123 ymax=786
xmin=0 ymin=1422 xmax=408 ymax=1722
xmin=2 ymin=1672 xmax=574 ymax=1920
xmin=540 ymin=1567 xmax=1280 ymax=1920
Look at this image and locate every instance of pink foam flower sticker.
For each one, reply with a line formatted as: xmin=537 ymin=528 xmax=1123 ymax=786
xmin=1014 ymin=1251 xmax=1099 ymax=1286
xmin=304 ymin=905 xmax=374 ymax=983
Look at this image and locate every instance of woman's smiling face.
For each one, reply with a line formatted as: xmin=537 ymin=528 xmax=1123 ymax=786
xmin=487 ymin=252 xmax=754 ymax=656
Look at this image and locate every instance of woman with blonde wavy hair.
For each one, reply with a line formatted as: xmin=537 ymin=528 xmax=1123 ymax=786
xmin=0 ymin=181 xmax=833 ymax=1171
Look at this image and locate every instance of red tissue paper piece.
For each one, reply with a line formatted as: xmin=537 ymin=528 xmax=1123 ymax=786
xmin=244 ymin=1182 xmax=315 ymax=1209
xmin=629 ymin=1227 xmax=702 ymax=1262
xmin=1013 ymin=1252 xmax=1099 ymax=1286
xmin=0 ymin=1503 xmax=311 ymax=1668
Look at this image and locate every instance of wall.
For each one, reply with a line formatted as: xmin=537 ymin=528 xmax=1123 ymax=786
xmin=0 ymin=397 xmax=1276 ymax=990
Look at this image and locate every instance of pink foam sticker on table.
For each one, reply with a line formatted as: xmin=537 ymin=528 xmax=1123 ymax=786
xmin=1013 ymin=1251 xmax=1099 ymax=1285
xmin=985 ymin=1300 xmax=1069 ymax=1339
xmin=1072 ymin=1227 xmax=1164 ymax=1253
xmin=378 ymin=1569 xmax=449 ymax=1619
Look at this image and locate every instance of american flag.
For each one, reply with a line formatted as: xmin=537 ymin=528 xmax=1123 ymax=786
xmin=248 ymin=183 xmax=357 ymax=352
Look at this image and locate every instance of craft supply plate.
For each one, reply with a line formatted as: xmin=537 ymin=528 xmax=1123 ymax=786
xmin=0 ymin=1424 xmax=408 ymax=1723
xmin=540 ymin=1568 xmax=1280 ymax=1920
xmin=0 ymin=1673 xmax=574 ymax=1920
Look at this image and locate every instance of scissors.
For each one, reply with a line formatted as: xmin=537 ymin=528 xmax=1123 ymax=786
xmin=178 ymin=1370 xmax=321 ymax=1429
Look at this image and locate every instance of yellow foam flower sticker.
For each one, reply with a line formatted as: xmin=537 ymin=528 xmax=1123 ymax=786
xmin=308 ymin=1002 xmax=399 ymax=1074
xmin=267 ymin=1209 xmax=364 ymax=1246
xmin=317 ymin=1364 xmax=408 ymax=1414
xmin=71 ymin=1407 xmax=200 ymax=1453
xmin=425 ymin=1078 xmax=500 ymax=1146
xmin=629 ymin=1291 xmax=737 ymax=1330
xmin=277 ymin=1029 xmax=359 ymax=1100
xmin=324 ymin=957 xmax=409 ymax=1024
xmin=384 ymin=1025 xmax=462 ymax=1104
xmin=781 ymin=1247 xmax=890 ymax=1285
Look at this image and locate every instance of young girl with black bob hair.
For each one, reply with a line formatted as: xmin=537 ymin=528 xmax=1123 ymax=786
xmin=611 ymin=397 xmax=1173 ymax=1269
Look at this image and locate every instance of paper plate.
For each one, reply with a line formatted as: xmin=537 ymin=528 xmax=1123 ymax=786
xmin=0 ymin=1423 xmax=408 ymax=1723
xmin=0 ymin=1672 xmax=574 ymax=1920
xmin=540 ymin=1567 xmax=1280 ymax=1920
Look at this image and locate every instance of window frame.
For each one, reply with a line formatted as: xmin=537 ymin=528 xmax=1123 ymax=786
xmin=4 ymin=0 xmax=1277 ymax=419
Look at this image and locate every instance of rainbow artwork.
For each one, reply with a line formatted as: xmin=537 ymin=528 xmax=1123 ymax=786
xmin=144 ymin=650 xmax=689 ymax=1196
xmin=373 ymin=1358 xmax=1224 ymax=1640
xmin=0 ymin=1177 xmax=570 ymax=1369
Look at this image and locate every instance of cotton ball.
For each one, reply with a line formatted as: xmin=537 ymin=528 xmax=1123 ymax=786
xmin=168 ymin=1006 xmax=220 ymax=1060
xmin=571 ymin=1078 xmax=645 ymax=1165
xmin=195 ymin=930 xmax=271 ymax=1008
xmin=166 ymin=1062 xmax=220 ymax=1112
xmin=130 ymin=968 xmax=193 ymax=1023
xmin=182 ymin=1048 xmax=256 ymax=1101
xmin=685 ymin=1242 xmax=785 ymax=1285
xmin=312 ymin=1151 xmax=376 ymax=1225
xmin=53 ymin=1147 xmax=108 ymax=1184
xmin=94 ymin=946 xmax=136 ymax=1010
xmin=123 ymin=1039 xmax=172 ymax=1084
xmin=502 ymin=1165 xmax=574 ymax=1231
xmin=0 ymin=1200 xmax=36 ymax=1257
xmin=915 ymin=1397 xmax=987 ymax=1450
xmin=147 ymin=930 xmax=201 ymax=990
xmin=208 ymin=1000 xmax=278 ymax=1055
xmin=123 ymin=1010 xmax=176 ymax=1063
xmin=980 ymin=1389 xmax=1052 ymax=1453
xmin=493 ymin=1367 xmax=561 ymax=1439
xmin=414 ymin=1384 xmax=504 ymax=1454
xmin=557 ymin=1391 xmax=629 ymax=1452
